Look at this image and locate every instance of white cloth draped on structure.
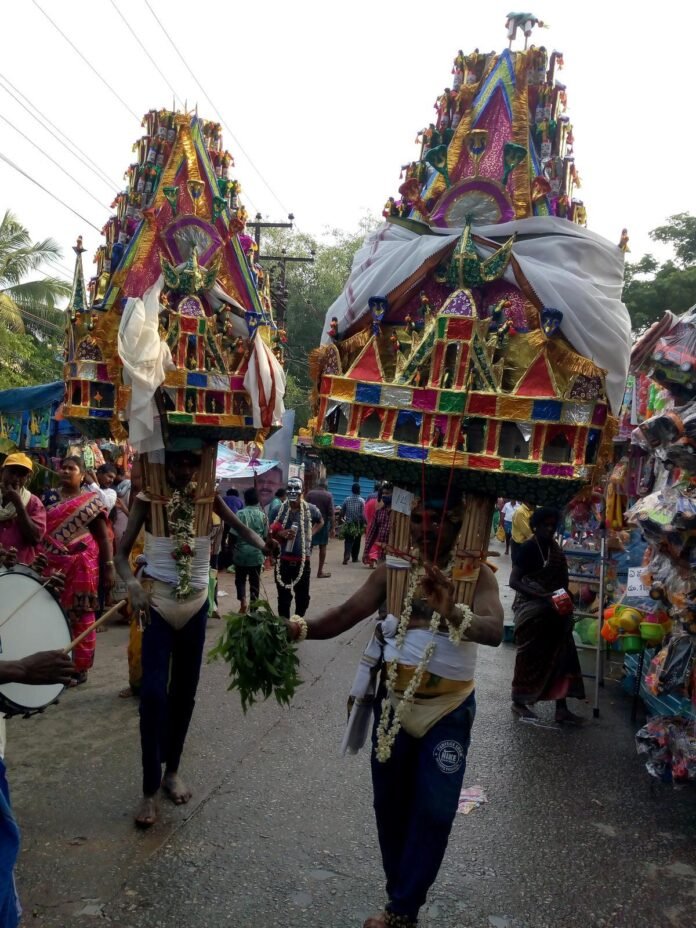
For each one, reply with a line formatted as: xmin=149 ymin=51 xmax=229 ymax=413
xmin=118 ymin=274 xmax=174 ymax=453
xmin=321 ymin=217 xmax=632 ymax=414
xmin=243 ymin=336 xmax=286 ymax=429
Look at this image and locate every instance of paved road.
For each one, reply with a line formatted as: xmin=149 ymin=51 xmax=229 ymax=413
xmin=7 ymin=539 xmax=696 ymax=928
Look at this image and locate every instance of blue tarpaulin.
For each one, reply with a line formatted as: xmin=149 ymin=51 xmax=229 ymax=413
xmin=0 ymin=381 xmax=64 ymax=413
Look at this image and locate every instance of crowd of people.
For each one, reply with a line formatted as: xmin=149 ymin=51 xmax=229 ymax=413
xmin=0 ymin=458 xmax=586 ymax=928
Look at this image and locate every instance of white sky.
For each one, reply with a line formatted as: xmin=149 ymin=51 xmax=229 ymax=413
xmin=1 ymin=0 xmax=694 ymax=285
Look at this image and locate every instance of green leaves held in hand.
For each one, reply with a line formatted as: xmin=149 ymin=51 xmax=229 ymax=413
xmin=208 ymin=599 xmax=302 ymax=713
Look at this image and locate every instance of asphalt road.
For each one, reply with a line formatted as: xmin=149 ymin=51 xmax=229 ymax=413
xmin=6 ymin=539 xmax=696 ymax=928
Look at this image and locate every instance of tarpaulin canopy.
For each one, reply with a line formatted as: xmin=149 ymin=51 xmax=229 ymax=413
xmin=0 ymin=381 xmax=64 ymax=413
xmin=215 ymin=443 xmax=278 ymax=480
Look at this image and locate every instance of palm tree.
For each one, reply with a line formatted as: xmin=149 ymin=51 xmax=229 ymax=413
xmin=0 ymin=210 xmax=71 ymax=337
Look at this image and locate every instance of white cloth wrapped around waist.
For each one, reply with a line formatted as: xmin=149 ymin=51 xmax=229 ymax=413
xmin=142 ymin=532 xmax=211 ymax=590
xmin=383 ymin=615 xmax=478 ymax=680
xmin=340 ymin=614 xmax=477 ymax=755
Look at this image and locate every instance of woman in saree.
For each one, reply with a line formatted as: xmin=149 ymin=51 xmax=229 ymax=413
xmin=509 ymin=507 xmax=585 ymax=724
xmin=42 ymin=456 xmax=115 ymax=684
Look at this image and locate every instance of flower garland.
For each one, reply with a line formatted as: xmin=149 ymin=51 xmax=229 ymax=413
xmin=167 ymin=482 xmax=197 ymax=601
xmin=375 ymin=557 xmax=471 ymax=763
xmin=274 ymin=500 xmax=312 ymax=592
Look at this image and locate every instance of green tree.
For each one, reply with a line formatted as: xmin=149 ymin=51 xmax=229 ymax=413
xmin=0 ymin=210 xmax=69 ymax=388
xmin=623 ymin=213 xmax=696 ymax=332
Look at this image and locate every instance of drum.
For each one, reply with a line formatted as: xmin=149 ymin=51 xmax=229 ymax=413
xmin=0 ymin=567 xmax=72 ymax=718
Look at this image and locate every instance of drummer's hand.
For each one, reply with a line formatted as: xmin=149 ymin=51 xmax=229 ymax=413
xmin=127 ymin=579 xmax=150 ymax=625
xmin=2 ymin=487 xmax=23 ymax=508
xmin=421 ymin=564 xmax=456 ymax=619
xmin=19 ymin=650 xmax=75 ymax=686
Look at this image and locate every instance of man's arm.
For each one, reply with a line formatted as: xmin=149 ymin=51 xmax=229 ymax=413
xmin=3 ymin=491 xmax=44 ymax=544
xmin=214 ymin=494 xmax=266 ymax=552
xmin=294 ymin=564 xmax=387 ymax=640
xmin=421 ymin=562 xmax=504 ymax=647
xmin=115 ymin=498 xmax=150 ymax=615
xmin=0 ymin=651 xmax=74 ymax=686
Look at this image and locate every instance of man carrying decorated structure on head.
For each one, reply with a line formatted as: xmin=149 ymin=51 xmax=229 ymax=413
xmin=62 ymin=108 xmax=284 ymax=827
xmin=290 ymin=16 xmax=631 ymax=927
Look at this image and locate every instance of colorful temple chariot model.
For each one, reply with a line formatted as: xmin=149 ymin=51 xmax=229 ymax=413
xmin=62 ymin=108 xmax=284 ymax=448
xmin=309 ymin=18 xmax=632 ymax=606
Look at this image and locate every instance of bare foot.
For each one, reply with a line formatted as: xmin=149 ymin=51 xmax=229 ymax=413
xmin=134 ymin=795 xmax=158 ymax=828
xmin=511 ymin=702 xmax=538 ymax=720
xmin=118 ymin=686 xmax=134 ymax=699
xmin=317 ymin=572 xmax=332 ymax=579
xmin=161 ymin=771 xmax=192 ymax=804
xmin=363 ymin=915 xmax=386 ymax=928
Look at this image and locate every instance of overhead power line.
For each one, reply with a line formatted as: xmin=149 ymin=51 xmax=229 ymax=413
xmin=143 ymin=0 xmax=290 ymax=216
xmin=0 ymin=151 xmax=101 ymax=232
xmin=32 ymin=0 xmax=140 ymax=122
xmin=0 ymin=111 xmax=109 ymax=211
xmin=109 ymin=0 xmax=184 ymax=110
xmin=0 ymin=72 xmax=119 ymax=190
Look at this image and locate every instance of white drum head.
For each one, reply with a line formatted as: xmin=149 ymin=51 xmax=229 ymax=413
xmin=0 ymin=570 xmax=72 ymax=714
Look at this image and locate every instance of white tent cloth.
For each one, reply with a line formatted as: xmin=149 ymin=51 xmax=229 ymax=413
xmin=118 ymin=274 xmax=175 ymax=453
xmin=321 ymin=217 xmax=631 ymax=414
xmin=243 ymin=336 xmax=286 ymax=429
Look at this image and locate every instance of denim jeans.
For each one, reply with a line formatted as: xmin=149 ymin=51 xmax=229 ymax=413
xmin=370 ymin=690 xmax=476 ymax=921
xmin=0 ymin=759 xmax=20 ymax=928
xmin=139 ymin=601 xmax=209 ymax=796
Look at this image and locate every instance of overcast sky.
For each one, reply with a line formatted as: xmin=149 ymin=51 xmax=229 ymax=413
xmin=1 ymin=0 xmax=693 ymax=284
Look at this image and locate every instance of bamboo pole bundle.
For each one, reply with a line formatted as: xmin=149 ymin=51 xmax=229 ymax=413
xmin=452 ymin=493 xmax=495 ymax=606
xmin=142 ymin=453 xmax=166 ymax=536
xmin=386 ymin=509 xmax=411 ymax=617
xmin=194 ymin=444 xmax=216 ymax=536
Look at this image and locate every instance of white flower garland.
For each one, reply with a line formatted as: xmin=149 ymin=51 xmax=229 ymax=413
xmin=274 ymin=500 xmax=312 ymax=591
xmin=375 ymin=559 xmax=473 ymax=763
xmin=167 ymin=482 xmax=197 ymax=601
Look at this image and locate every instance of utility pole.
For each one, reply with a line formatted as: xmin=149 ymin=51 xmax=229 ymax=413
xmin=247 ymin=212 xmax=316 ymax=329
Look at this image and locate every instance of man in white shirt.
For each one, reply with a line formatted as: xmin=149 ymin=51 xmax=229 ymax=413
xmin=501 ymin=500 xmax=519 ymax=556
xmin=86 ymin=463 xmax=118 ymax=514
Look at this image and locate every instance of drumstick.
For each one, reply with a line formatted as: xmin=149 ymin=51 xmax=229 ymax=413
xmin=0 ymin=576 xmax=54 ymax=630
xmin=62 ymin=600 xmax=127 ymax=654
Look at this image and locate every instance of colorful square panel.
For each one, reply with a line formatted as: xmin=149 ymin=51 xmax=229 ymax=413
xmin=363 ymin=441 xmax=396 ymax=458
xmin=314 ymin=434 xmax=333 ymax=447
xmin=447 ymin=317 xmax=474 ymax=340
xmin=503 ymin=459 xmax=540 ymax=475
xmin=355 ymin=383 xmax=381 ymax=405
xmin=330 ymin=379 xmax=357 ymax=402
xmin=532 ymin=399 xmax=562 ymax=421
xmin=438 ymin=391 xmax=466 ymax=414
xmin=496 ymin=397 xmax=533 ymax=420
xmin=187 ymin=372 xmax=207 ymax=388
xmin=591 ymin=404 xmax=608 ymax=426
xmin=397 ymin=445 xmax=428 ymax=461
xmin=381 ymin=386 xmax=413 ymax=408
xmin=437 ymin=317 xmax=448 ymax=339
xmin=428 ymin=448 xmax=466 ymax=467
xmin=540 ymin=463 xmax=575 ymax=477
xmin=467 ymin=394 xmax=498 ymax=416
xmin=467 ymin=454 xmax=501 ymax=471
xmin=412 ymin=389 xmax=438 ymax=412
xmin=334 ymin=436 xmax=362 ymax=451
xmin=561 ymin=402 xmax=593 ymax=425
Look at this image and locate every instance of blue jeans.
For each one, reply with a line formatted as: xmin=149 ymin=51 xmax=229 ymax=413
xmin=139 ymin=601 xmax=209 ymax=796
xmin=0 ymin=760 xmax=20 ymax=928
xmin=371 ymin=690 xmax=476 ymax=921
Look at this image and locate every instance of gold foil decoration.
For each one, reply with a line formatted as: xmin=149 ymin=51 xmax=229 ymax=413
xmin=330 ymin=379 xmax=356 ymax=402
xmin=496 ymin=396 xmax=533 ymax=421
xmin=510 ymin=53 xmax=532 ymax=218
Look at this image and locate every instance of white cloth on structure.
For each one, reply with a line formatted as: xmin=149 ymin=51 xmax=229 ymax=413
xmin=243 ymin=336 xmax=286 ymax=429
xmin=321 ymin=217 xmax=631 ymax=414
xmin=142 ymin=532 xmax=211 ymax=590
xmin=382 ymin=616 xmax=478 ymax=681
xmin=118 ymin=274 xmax=175 ymax=453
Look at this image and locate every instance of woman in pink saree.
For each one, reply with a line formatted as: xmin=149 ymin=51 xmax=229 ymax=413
xmin=42 ymin=457 xmax=115 ymax=683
